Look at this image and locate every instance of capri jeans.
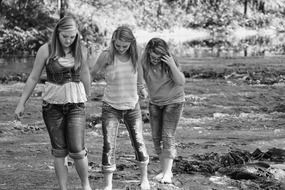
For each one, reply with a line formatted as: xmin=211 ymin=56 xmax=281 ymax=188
xmin=42 ymin=101 xmax=87 ymax=160
xmin=101 ymin=102 xmax=149 ymax=172
xmin=149 ymin=102 xmax=184 ymax=159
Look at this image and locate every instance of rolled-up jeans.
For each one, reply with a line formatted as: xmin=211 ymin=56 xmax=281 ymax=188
xmin=101 ymin=102 xmax=149 ymax=172
xmin=42 ymin=100 xmax=87 ymax=160
xmin=149 ymin=102 xmax=184 ymax=159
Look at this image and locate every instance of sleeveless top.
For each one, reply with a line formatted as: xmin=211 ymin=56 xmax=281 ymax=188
xmin=42 ymin=51 xmax=87 ymax=104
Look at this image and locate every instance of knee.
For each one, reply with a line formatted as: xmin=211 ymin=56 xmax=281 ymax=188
xmin=69 ymin=148 xmax=87 ymax=160
xmin=102 ymin=164 xmax=116 ymax=173
xmin=137 ymin=156 xmax=149 ymax=167
xmin=52 ymin=149 xmax=68 ymax=158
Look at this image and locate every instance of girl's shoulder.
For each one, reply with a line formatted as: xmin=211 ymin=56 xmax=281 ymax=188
xmin=37 ymin=43 xmax=50 ymax=59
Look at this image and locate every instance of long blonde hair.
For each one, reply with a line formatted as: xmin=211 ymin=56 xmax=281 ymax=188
xmin=109 ymin=26 xmax=138 ymax=72
xmin=48 ymin=16 xmax=83 ymax=70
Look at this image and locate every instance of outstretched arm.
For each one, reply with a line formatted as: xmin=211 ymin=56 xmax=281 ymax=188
xmin=88 ymin=51 xmax=108 ymax=81
xmin=15 ymin=44 xmax=48 ymax=119
xmin=80 ymin=47 xmax=91 ymax=98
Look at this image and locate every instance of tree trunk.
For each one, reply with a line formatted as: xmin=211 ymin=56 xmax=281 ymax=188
xmin=244 ymin=0 xmax=248 ymax=16
xmin=259 ymin=1 xmax=265 ymax=14
xmin=59 ymin=0 xmax=69 ymax=18
xmin=0 ymin=0 xmax=2 ymax=13
xmin=157 ymin=0 xmax=163 ymax=17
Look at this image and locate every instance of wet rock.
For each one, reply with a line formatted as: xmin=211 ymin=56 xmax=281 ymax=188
xmin=228 ymin=170 xmax=258 ymax=180
xmin=0 ymin=72 xmax=29 ymax=83
xmin=219 ymin=150 xmax=251 ymax=167
xmin=252 ymin=148 xmax=285 ymax=162
xmin=173 ymin=156 xmax=217 ymax=174
xmin=272 ymin=104 xmax=285 ymax=113
xmin=176 ymin=148 xmax=285 ymax=189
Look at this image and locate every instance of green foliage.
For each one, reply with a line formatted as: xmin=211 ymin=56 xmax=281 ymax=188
xmin=76 ymin=15 xmax=105 ymax=47
xmin=2 ymin=0 xmax=285 ymax=57
xmin=182 ymin=1 xmax=235 ymax=28
xmin=1 ymin=0 xmax=56 ymax=30
xmin=0 ymin=0 xmax=56 ymax=56
xmin=1 ymin=27 xmax=50 ymax=56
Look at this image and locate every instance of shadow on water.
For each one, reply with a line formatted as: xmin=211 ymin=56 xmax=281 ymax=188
xmin=1 ymin=32 xmax=285 ymax=73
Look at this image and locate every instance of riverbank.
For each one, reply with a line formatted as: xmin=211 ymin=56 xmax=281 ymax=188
xmin=1 ymin=57 xmax=285 ymax=189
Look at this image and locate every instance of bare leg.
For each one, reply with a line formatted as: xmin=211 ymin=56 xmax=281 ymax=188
xmin=103 ymin=171 xmax=113 ymax=190
xmin=74 ymin=156 xmax=92 ymax=190
xmin=139 ymin=162 xmax=150 ymax=190
xmin=54 ymin=157 xmax=68 ymax=190
xmin=153 ymin=155 xmax=164 ymax=181
xmin=160 ymin=158 xmax=173 ymax=184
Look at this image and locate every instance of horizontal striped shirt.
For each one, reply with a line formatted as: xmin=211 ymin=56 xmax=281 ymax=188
xmin=103 ymin=56 xmax=138 ymax=110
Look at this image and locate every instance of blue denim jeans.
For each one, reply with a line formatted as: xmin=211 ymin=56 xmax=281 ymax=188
xmin=101 ymin=102 xmax=149 ymax=172
xmin=42 ymin=101 xmax=87 ymax=159
xmin=149 ymin=102 xmax=184 ymax=159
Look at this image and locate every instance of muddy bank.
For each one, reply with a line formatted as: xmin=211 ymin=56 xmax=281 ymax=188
xmin=0 ymin=57 xmax=285 ymax=189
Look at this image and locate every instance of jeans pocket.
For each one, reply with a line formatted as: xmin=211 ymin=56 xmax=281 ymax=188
xmin=74 ymin=103 xmax=85 ymax=110
xmin=42 ymin=101 xmax=52 ymax=111
xmin=102 ymin=102 xmax=113 ymax=111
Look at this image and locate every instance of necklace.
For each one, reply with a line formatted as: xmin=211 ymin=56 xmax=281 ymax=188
xmin=152 ymin=65 xmax=161 ymax=73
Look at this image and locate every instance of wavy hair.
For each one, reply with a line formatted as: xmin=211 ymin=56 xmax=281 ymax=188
xmin=48 ymin=16 xmax=83 ymax=70
xmin=141 ymin=37 xmax=178 ymax=77
xmin=109 ymin=25 xmax=138 ymax=72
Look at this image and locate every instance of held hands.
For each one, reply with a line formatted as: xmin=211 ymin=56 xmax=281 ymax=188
xmin=139 ymin=88 xmax=148 ymax=99
xmin=14 ymin=104 xmax=25 ymax=121
xmin=87 ymin=44 xmax=100 ymax=62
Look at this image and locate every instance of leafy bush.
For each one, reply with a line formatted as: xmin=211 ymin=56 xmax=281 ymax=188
xmin=0 ymin=27 xmax=50 ymax=56
xmin=2 ymin=0 xmax=285 ymax=57
xmin=1 ymin=0 xmax=56 ymax=30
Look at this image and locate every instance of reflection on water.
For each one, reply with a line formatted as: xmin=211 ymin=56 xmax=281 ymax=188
xmin=1 ymin=32 xmax=285 ymax=72
xmin=172 ymin=32 xmax=285 ymax=58
xmin=0 ymin=57 xmax=34 ymax=73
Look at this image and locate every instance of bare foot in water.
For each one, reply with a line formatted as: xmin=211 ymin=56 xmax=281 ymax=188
xmin=83 ymin=185 xmax=92 ymax=190
xmin=153 ymin=172 xmax=164 ymax=181
xmin=103 ymin=185 xmax=112 ymax=190
xmin=140 ymin=179 xmax=150 ymax=190
xmin=160 ymin=172 xmax=173 ymax=184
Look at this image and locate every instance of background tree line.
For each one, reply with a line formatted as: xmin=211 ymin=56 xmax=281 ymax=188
xmin=1 ymin=0 xmax=285 ymax=57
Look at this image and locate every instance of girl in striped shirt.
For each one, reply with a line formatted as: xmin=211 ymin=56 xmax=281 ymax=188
xmin=89 ymin=26 xmax=150 ymax=190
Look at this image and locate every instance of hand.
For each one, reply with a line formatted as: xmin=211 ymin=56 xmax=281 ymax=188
xmin=14 ymin=104 xmax=25 ymax=121
xmin=87 ymin=94 xmax=92 ymax=101
xmin=139 ymin=88 xmax=148 ymax=99
xmin=161 ymin=54 xmax=176 ymax=68
xmin=88 ymin=44 xmax=100 ymax=59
